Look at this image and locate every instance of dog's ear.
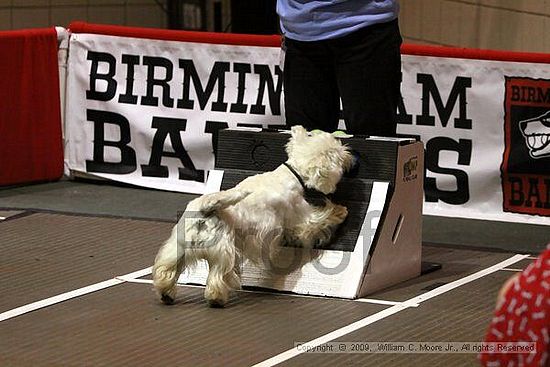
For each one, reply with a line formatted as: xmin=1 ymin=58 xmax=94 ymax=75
xmin=305 ymin=161 xmax=337 ymax=194
xmin=290 ymin=125 xmax=308 ymax=140
xmin=339 ymin=145 xmax=354 ymax=172
xmin=306 ymin=143 xmax=353 ymax=194
xmin=304 ymin=149 xmax=338 ymax=194
xmin=286 ymin=125 xmax=308 ymax=157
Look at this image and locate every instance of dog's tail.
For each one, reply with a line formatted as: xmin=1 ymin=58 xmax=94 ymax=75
xmin=196 ymin=188 xmax=251 ymax=215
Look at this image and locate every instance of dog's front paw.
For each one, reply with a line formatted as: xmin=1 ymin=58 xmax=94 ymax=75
xmin=161 ymin=294 xmax=175 ymax=305
xmin=204 ymin=286 xmax=229 ymax=308
xmin=332 ymin=204 xmax=348 ymax=223
xmin=207 ymin=299 xmax=226 ymax=308
xmin=158 ymin=285 xmax=177 ymax=305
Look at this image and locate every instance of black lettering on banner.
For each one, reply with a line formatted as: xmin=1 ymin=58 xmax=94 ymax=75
xmin=250 ymin=64 xmax=283 ymax=115
xmin=416 ymin=74 xmax=472 ymax=129
xmin=511 ymin=85 xmax=550 ymax=103
xmin=507 ymin=176 xmax=524 ymax=206
xmin=511 ymin=86 xmax=521 ymax=102
xmin=118 ymin=54 xmax=140 ymax=105
xmin=86 ymin=51 xmax=117 ymax=101
xmin=141 ymin=116 xmax=205 ymax=182
xmin=526 ymin=177 xmax=544 ymax=208
xmin=425 ymin=137 xmax=472 ymax=205
xmin=507 ymin=177 xmax=550 ymax=209
xmin=141 ymin=56 xmax=175 ymax=108
xmin=177 ymin=59 xmax=229 ymax=111
xmin=85 ymin=109 xmax=137 ymax=174
xmin=230 ymin=63 xmax=252 ymax=113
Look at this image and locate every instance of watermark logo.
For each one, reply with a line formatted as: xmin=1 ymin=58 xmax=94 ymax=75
xmin=174 ymin=208 xmax=381 ymax=276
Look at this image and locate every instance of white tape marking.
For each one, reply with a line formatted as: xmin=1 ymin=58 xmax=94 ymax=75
xmin=115 ymin=277 xmax=154 ymax=285
xmin=0 ymin=267 xmax=151 ymax=322
xmin=354 ymin=298 xmax=419 ymax=307
xmin=251 ymin=254 xmax=530 ymax=367
xmin=123 ymin=278 xmax=411 ymax=307
xmin=500 ymin=268 xmax=524 ymax=272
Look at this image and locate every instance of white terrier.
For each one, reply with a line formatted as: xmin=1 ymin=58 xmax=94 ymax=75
xmin=152 ymin=126 xmax=353 ymax=307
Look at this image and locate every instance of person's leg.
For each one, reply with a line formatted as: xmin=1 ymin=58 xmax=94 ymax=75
xmin=282 ymin=37 xmax=340 ymax=132
xmin=334 ymin=19 xmax=402 ymax=136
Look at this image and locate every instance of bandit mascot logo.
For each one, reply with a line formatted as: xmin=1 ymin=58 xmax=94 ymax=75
xmin=501 ymin=77 xmax=550 ymax=216
xmin=519 ymin=111 xmax=550 ymax=159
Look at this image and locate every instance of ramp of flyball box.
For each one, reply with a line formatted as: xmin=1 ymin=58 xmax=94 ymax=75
xmin=178 ymin=169 xmax=390 ymax=299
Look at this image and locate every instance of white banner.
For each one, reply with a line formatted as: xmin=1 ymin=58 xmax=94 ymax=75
xmin=399 ymin=55 xmax=550 ymax=225
xmin=64 ymin=31 xmax=550 ymax=225
xmin=65 ymin=33 xmax=284 ymax=194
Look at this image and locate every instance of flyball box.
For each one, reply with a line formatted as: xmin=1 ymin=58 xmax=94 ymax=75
xmin=179 ymin=128 xmax=424 ymax=299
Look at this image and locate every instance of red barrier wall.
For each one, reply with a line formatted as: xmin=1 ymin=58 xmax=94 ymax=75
xmin=0 ymin=27 xmax=63 ymax=186
xmin=69 ymin=21 xmax=550 ymax=63
xmin=4 ymin=22 xmax=545 ymax=190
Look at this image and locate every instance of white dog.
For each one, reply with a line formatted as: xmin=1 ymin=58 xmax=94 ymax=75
xmin=152 ymin=126 xmax=353 ymax=307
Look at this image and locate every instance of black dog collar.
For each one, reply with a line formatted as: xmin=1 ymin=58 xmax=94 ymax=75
xmin=283 ymin=162 xmax=306 ymax=191
xmin=283 ymin=162 xmax=331 ymax=203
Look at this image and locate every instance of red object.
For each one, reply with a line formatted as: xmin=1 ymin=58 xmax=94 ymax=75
xmin=0 ymin=27 xmax=63 ymax=186
xmin=401 ymin=43 xmax=550 ymax=64
xmin=68 ymin=21 xmax=282 ymax=48
xmin=2 ymin=21 xmax=544 ymax=188
xmin=69 ymin=21 xmax=550 ymax=64
xmin=480 ymin=247 xmax=550 ymax=366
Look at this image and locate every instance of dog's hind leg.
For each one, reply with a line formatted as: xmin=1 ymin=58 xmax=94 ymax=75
xmin=203 ymin=237 xmax=239 ymax=308
xmin=153 ymin=205 xmax=243 ymax=307
xmin=152 ymin=226 xmax=188 ymax=305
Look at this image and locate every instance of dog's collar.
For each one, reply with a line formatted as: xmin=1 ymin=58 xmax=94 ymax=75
xmin=283 ymin=162 xmax=331 ymax=203
xmin=283 ymin=162 xmax=307 ymax=191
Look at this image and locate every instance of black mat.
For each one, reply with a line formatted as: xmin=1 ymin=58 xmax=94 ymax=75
xmin=216 ymin=128 xmax=404 ymax=183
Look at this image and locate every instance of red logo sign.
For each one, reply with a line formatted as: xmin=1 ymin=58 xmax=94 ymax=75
xmin=502 ymin=77 xmax=550 ymax=216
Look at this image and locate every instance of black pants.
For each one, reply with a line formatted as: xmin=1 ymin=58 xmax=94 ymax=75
xmin=282 ymin=19 xmax=402 ymax=136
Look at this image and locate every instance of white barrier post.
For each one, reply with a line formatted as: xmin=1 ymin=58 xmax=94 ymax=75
xmin=56 ymin=26 xmax=70 ymax=176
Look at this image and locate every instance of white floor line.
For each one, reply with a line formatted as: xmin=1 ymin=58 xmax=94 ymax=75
xmin=250 ymin=254 xmax=530 ymax=367
xmin=0 ymin=267 xmax=152 ymax=323
xmin=122 ymin=278 xmax=408 ymax=307
xmin=500 ymin=268 xmax=524 ymax=272
xmin=354 ymin=298 xmax=418 ymax=307
xmin=0 ymin=216 xmax=6 ymax=220
xmin=116 ymin=277 xmax=154 ymax=285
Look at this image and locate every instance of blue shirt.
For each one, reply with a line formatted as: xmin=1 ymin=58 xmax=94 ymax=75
xmin=276 ymin=0 xmax=399 ymax=41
